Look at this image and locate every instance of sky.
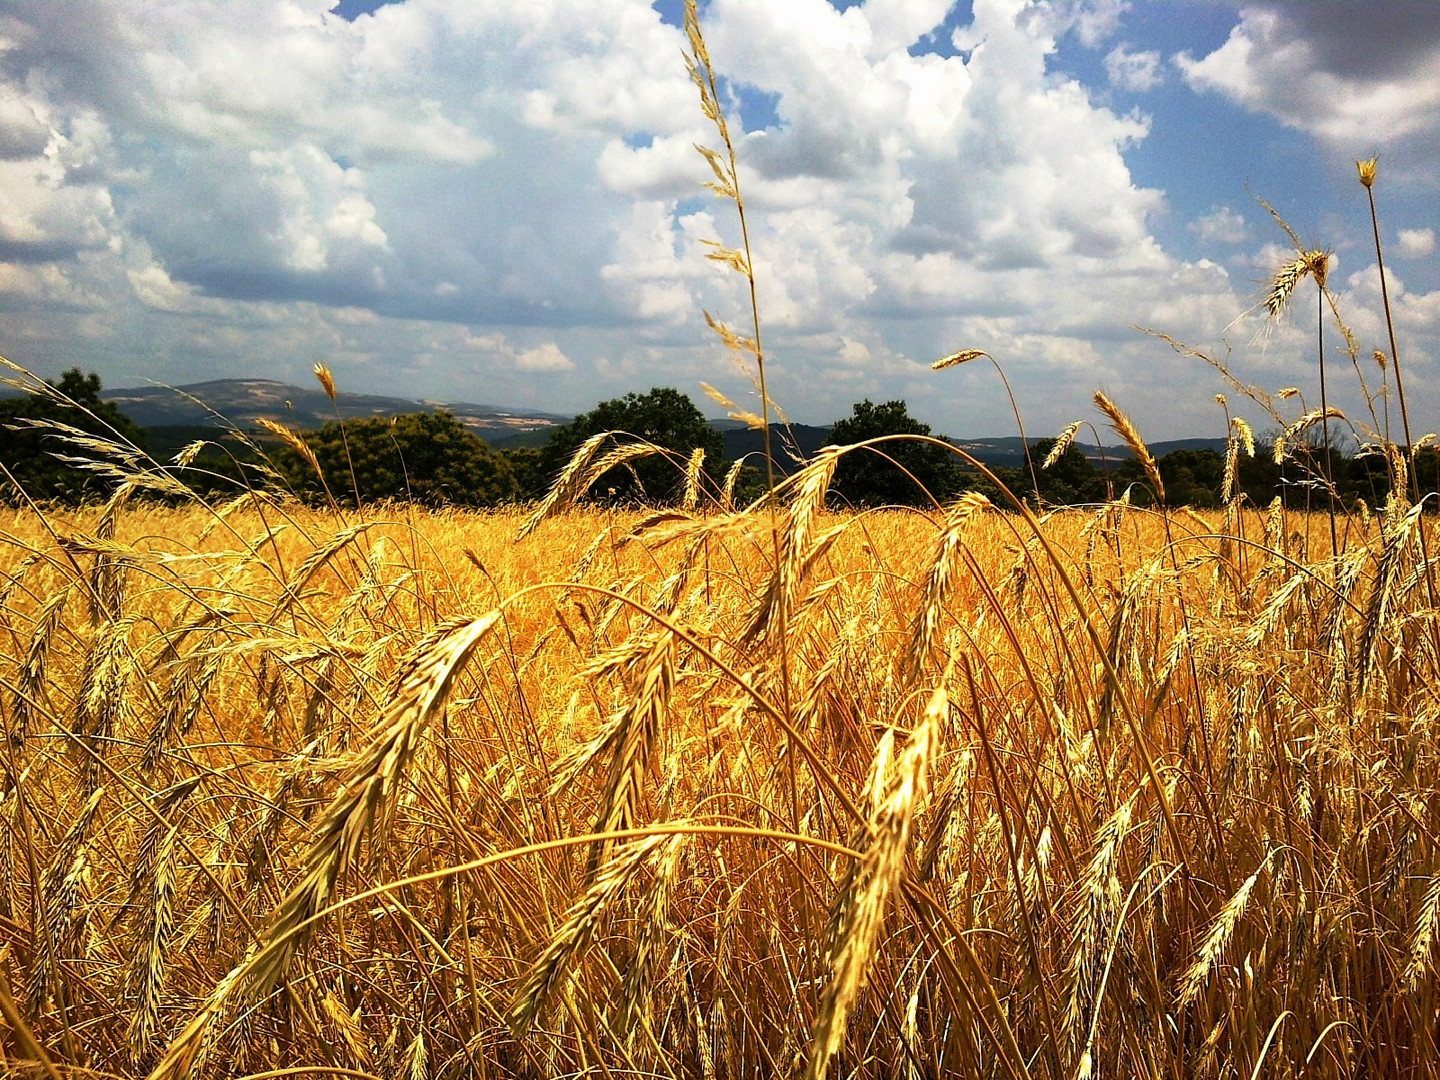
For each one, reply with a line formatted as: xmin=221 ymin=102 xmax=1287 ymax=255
xmin=1 ymin=0 xmax=1438 ymax=440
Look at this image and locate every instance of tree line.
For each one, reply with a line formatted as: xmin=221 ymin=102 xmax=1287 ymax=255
xmin=4 ymin=368 xmax=1435 ymax=511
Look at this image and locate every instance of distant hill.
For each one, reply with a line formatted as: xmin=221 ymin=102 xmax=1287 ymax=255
xmin=719 ymin=425 xmax=1231 ymax=472
xmin=719 ymin=423 xmax=833 ymax=472
xmin=98 ymin=378 xmax=571 ymax=444
xmin=950 ymin=435 xmax=1229 ymax=468
xmin=8 ymin=377 xmax=1231 ymax=464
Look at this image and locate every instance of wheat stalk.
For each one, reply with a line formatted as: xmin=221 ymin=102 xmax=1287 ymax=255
xmin=1094 ymin=392 xmax=1163 ymax=503
xmin=805 ymin=679 xmax=942 ymax=1080
xmin=507 ymin=833 xmax=667 ymax=1035
xmin=902 ymin=492 xmax=990 ymax=683
xmin=1178 ymin=850 xmax=1273 ymax=1007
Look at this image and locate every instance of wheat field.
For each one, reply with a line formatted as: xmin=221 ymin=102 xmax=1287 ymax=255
xmin=0 ymin=474 xmax=1437 ymax=1079
xmin=2 ymin=4 xmax=1437 ymax=1075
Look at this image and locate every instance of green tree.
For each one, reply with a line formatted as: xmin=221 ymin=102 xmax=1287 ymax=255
xmin=275 ymin=411 xmax=519 ymax=507
xmin=824 ymin=399 xmax=961 ymax=507
xmin=537 ymin=387 xmax=726 ymax=503
xmin=1025 ymin=438 xmax=1107 ymax=506
xmin=1236 ymin=439 xmax=1282 ymax=507
xmin=0 ymin=368 xmax=150 ymax=503
xmin=1160 ymin=448 xmax=1224 ymax=508
xmin=500 ymin=445 xmax=549 ymax=501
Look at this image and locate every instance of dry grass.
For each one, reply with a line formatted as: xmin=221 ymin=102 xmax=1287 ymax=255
xmin=0 ymin=483 xmax=1436 ymax=1079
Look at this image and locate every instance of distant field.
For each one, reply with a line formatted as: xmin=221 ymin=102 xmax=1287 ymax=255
xmin=1 ymin=488 xmax=1434 ymax=1079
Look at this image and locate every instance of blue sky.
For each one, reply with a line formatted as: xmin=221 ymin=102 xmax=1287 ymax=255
xmin=1 ymin=0 xmax=1437 ymax=440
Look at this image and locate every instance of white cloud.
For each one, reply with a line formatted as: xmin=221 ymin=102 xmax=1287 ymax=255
xmin=1176 ymin=4 xmax=1440 ymax=165
xmin=515 ymin=342 xmax=575 ymax=372
xmin=1397 ymin=228 xmax=1436 ymax=259
xmin=1189 ymin=206 xmax=1249 ymax=245
xmin=0 ymin=0 xmax=1433 ymax=439
xmin=1104 ymin=44 xmax=1163 ymax=92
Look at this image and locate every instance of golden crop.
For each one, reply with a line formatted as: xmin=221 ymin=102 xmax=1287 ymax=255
xmin=0 ymin=483 xmax=1436 ymax=1079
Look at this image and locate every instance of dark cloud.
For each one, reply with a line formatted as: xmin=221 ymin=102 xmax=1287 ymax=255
xmin=0 ymin=238 xmax=86 ymax=263
xmin=0 ymin=1 xmax=144 ymax=120
xmin=1253 ymin=1 xmax=1440 ymax=80
xmin=0 ymin=104 xmax=49 ymax=159
xmin=1178 ymin=1 xmax=1440 ymax=163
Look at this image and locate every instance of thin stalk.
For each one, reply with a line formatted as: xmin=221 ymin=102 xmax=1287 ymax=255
xmin=1361 ymin=161 xmax=1440 ymax=676
xmin=685 ymin=0 xmax=796 ymax=823
xmin=1363 ymin=178 xmax=1415 ymax=485
xmin=1317 ymin=282 xmax=1338 ymax=561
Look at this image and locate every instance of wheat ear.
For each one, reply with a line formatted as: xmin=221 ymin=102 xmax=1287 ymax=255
xmin=1094 ymin=392 xmax=1163 ymax=503
xmin=323 ymin=989 xmax=375 ymax=1070
xmin=586 ymin=630 xmax=676 ymax=876
xmin=1062 ymin=793 xmax=1137 ymax=1050
xmin=1357 ymin=502 xmax=1424 ymax=696
xmin=11 ymin=586 xmax=70 ymax=749
xmin=517 ymin=431 xmax=609 ymax=540
xmin=245 ymin=611 xmax=501 ymax=992
xmin=507 ymin=833 xmax=667 ymax=1034
xmin=621 ymin=833 xmax=688 ymax=1028
xmin=681 ymin=446 xmax=706 ymax=510
xmin=1178 ymin=850 xmax=1273 ymax=1007
xmin=148 ymin=612 xmax=500 ymax=1080
xmin=28 ymin=787 xmax=105 ymax=1015
xmin=744 ymin=446 xmax=843 ymax=644
xmin=127 ymin=823 xmax=179 ymax=1064
xmin=902 ymin=492 xmax=990 ymax=683
xmin=1043 ymin=421 xmax=1084 ymax=469
xmin=1403 ymin=871 xmax=1440 ymax=992
xmin=805 ymin=680 xmax=942 ymax=1080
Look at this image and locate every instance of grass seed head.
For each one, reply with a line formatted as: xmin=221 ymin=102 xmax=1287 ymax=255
xmin=313 ymin=363 xmax=338 ymax=402
xmin=931 ymin=348 xmax=990 ymax=370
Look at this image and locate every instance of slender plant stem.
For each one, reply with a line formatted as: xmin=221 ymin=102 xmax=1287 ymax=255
xmin=1317 ymin=282 xmax=1338 ymax=561
xmin=686 ymin=0 xmax=797 ymax=825
xmin=1364 ymin=170 xmax=1440 ymax=668
xmin=1366 ymin=187 xmax=1415 ymax=490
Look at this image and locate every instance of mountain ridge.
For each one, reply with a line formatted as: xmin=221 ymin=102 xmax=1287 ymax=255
xmin=95 ymin=378 xmax=571 ymax=442
xmin=4 ymin=377 xmax=1231 ymax=462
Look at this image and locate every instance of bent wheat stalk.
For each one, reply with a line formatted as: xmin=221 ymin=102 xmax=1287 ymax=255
xmin=149 ymin=611 xmax=501 ymax=1080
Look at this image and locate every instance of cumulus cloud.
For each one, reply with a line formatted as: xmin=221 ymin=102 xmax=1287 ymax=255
xmin=0 ymin=95 xmax=49 ymax=159
xmin=1104 ymin=44 xmax=1163 ymax=92
xmin=1397 ymin=228 xmax=1435 ymax=259
xmin=1189 ymin=206 xmax=1249 ymax=245
xmin=515 ymin=342 xmax=575 ymax=372
xmin=0 ymin=0 xmax=1430 ymax=437
xmin=1176 ymin=3 xmax=1440 ymax=165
